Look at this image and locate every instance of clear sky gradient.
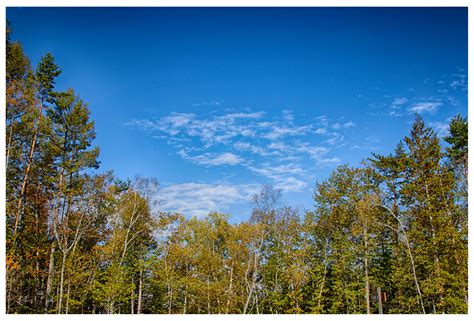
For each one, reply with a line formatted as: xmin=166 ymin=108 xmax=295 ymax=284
xmin=7 ymin=7 xmax=468 ymax=222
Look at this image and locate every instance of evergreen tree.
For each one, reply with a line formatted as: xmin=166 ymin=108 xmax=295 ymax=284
xmin=4 ymin=21 xmax=468 ymax=314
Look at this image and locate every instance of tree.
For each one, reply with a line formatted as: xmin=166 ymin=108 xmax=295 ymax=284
xmin=445 ymin=114 xmax=468 ymax=177
xmin=4 ymin=22 xmax=468 ymax=314
xmin=47 ymin=89 xmax=99 ymax=313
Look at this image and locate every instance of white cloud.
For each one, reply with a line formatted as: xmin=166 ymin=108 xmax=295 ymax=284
xmin=387 ymin=97 xmax=408 ymax=116
xmin=129 ymin=110 xmax=346 ymax=196
xmin=342 ymin=121 xmax=356 ymax=128
xmin=249 ymin=163 xmax=304 ymax=177
xmin=391 ymin=97 xmax=408 ymax=108
xmin=273 ymin=177 xmax=307 ymax=192
xmin=282 ymin=109 xmax=294 ymax=122
xmin=447 ymin=96 xmax=458 ymax=106
xmin=179 ymin=150 xmax=244 ymax=166
xmin=294 ymin=143 xmax=340 ymax=166
xmin=323 ymin=133 xmax=344 ymax=146
xmin=294 ymin=143 xmax=327 ymax=158
xmin=408 ymin=102 xmax=442 ymax=114
xmin=135 ymin=111 xmax=267 ymax=147
xmin=366 ymin=136 xmax=381 ymax=143
xmin=157 ymin=182 xmax=260 ymax=218
xmin=429 ymin=119 xmax=451 ymax=136
xmin=125 ymin=119 xmax=162 ymax=132
xmin=315 ymin=115 xmax=329 ymax=126
xmin=233 ymin=141 xmax=276 ymax=156
xmin=316 ymin=157 xmax=340 ymax=165
xmin=192 ymin=100 xmax=222 ymax=107
xmin=262 ymin=124 xmax=313 ymax=140
xmin=315 ymin=115 xmax=355 ymax=132
xmin=240 ymin=128 xmax=256 ymax=137
xmin=267 ymin=142 xmax=338 ymax=166
xmin=219 ymin=112 xmax=265 ymax=121
xmin=162 ymin=113 xmax=195 ymax=129
xmin=268 ymin=141 xmax=290 ymax=152
xmin=389 ymin=110 xmax=403 ymax=117
xmin=248 ymin=163 xmax=307 ymax=192
xmin=449 ymin=73 xmax=467 ymax=91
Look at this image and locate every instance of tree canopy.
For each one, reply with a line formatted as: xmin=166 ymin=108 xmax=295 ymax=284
xmin=5 ymin=21 xmax=468 ymax=314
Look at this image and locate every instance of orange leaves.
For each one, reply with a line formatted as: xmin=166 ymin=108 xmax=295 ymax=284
xmin=6 ymin=255 xmax=20 ymax=271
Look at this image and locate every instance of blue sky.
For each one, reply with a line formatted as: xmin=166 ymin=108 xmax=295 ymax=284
xmin=7 ymin=7 xmax=467 ymax=222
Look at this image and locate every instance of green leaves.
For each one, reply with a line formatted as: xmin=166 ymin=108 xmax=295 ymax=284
xmin=36 ymin=53 xmax=61 ymax=101
xmin=5 ymin=19 xmax=468 ymax=313
xmin=445 ymin=114 xmax=468 ymax=170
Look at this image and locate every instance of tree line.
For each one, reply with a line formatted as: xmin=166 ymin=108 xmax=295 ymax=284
xmin=5 ymin=22 xmax=468 ymax=314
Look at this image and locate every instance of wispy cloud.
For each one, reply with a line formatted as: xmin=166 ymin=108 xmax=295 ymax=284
xmin=128 ymin=110 xmax=352 ymax=195
xmin=249 ymin=163 xmax=304 ymax=177
xmin=262 ymin=123 xmax=314 ymax=140
xmin=389 ymin=110 xmax=403 ymax=117
xmin=449 ymin=72 xmax=467 ymax=91
xmin=157 ymin=182 xmax=260 ymax=218
xmin=315 ymin=115 xmax=329 ymax=127
xmin=274 ymin=177 xmax=307 ymax=192
xmin=331 ymin=120 xmax=356 ymax=130
xmin=408 ymin=102 xmax=442 ymax=114
xmin=266 ymin=141 xmax=339 ymax=165
xmin=282 ymin=109 xmax=294 ymax=122
xmin=192 ymin=100 xmax=222 ymax=107
xmin=342 ymin=121 xmax=356 ymax=128
xmin=429 ymin=118 xmax=452 ymax=136
xmin=130 ymin=111 xmax=265 ymax=148
xmin=233 ymin=141 xmax=276 ymax=156
xmin=178 ymin=150 xmax=244 ymax=166
xmin=323 ymin=133 xmax=344 ymax=146
xmin=366 ymin=136 xmax=381 ymax=144
xmin=391 ymin=97 xmax=408 ymax=109
xmin=248 ymin=163 xmax=307 ymax=192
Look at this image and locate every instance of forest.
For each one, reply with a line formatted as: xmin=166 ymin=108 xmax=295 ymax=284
xmin=5 ymin=22 xmax=468 ymax=314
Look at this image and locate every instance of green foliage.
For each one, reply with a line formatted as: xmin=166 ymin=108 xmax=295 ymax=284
xmin=5 ymin=22 xmax=468 ymax=314
xmin=36 ymin=53 xmax=61 ymax=101
xmin=445 ymin=114 xmax=468 ymax=168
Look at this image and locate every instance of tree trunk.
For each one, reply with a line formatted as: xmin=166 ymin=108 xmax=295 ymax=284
xmin=168 ymin=285 xmax=172 ymax=313
xmin=183 ymin=263 xmax=188 ymax=314
xmin=137 ymin=268 xmax=143 ymax=314
xmin=57 ymin=249 xmax=67 ymax=314
xmin=377 ymin=287 xmax=383 ymax=314
xmin=130 ymin=275 xmax=134 ymax=314
xmin=65 ymin=277 xmax=71 ymax=314
xmin=44 ymin=243 xmax=55 ymax=312
xmin=14 ymin=103 xmax=44 ymax=236
xmin=243 ymin=257 xmax=258 ymax=313
xmin=404 ymin=235 xmax=425 ymax=314
xmin=225 ymin=265 xmax=233 ymax=313
xmin=207 ymin=276 xmax=211 ymax=314
xmin=317 ymin=239 xmax=328 ymax=311
xmin=244 ymin=233 xmax=264 ymax=314
xmin=6 ymin=122 xmax=14 ymax=168
xmin=6 ymin=270 xmax=13 ymax=314
xmin=377 ymin=204 xmax=426 ymax=314
xmin=182 ymin=286 xmax=187 ymax=314
xmin=364 ymin=226 xmax=371 ymax=314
